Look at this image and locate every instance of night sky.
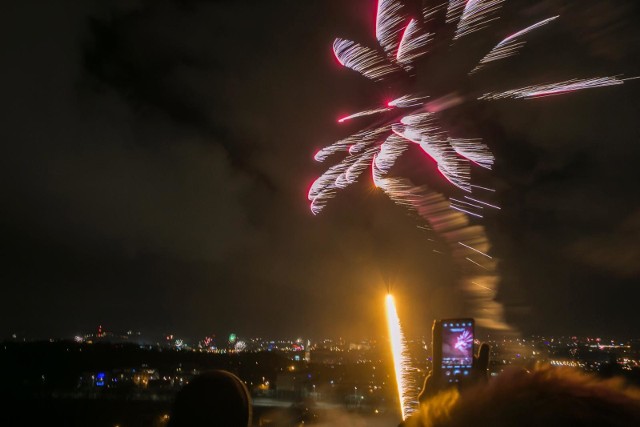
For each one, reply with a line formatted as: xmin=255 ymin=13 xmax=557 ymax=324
xmin=1 ymin=0 xmax=639 ymax=340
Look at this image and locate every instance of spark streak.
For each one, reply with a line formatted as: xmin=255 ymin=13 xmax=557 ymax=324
xmin=333 ymin=38 xmax=401 ymax=81
xmin=466 ymin=257 xmax=489 ymax=269
xmin=388 ymin=94 xmax=429 ymax=108
xmin=458 ymin=242 xmax=492 ymax=259
xmin=472 ymin=281 xmax=495 ymax=291
xmin=471 ymin=184 xmax=496 ymax=192
xmin=470 ymin=16 xmax=559 ymax=74
xmin=396 ymin=18 xmax=431 ymax=68
xmin=446 ymin=0 xmax=467 ymax=23
xmin=376 ymin=0 xmax=406 ymax=59
xmin=454 ymin=0 xmax=505 ymax=40
xmin=338 ymin=107 xmax=391 ymax=123
xmin=464 ymin=196 xmax=501 ymax=209
xmin=450 ymin=197 xmax=485 ymax=209
xmin=451 ymin=204 xmax=483 ymax=218
xmin=385 ymin=294 xmax=418 ymax=419
xmin=450 ymin=138 xmax=494 ymax=169
xmin=479 ymin=77 xmax=625 ymax=100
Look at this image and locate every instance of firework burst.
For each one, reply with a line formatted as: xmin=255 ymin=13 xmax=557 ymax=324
xmin=310 ymin=0 xmax=628 ymax=331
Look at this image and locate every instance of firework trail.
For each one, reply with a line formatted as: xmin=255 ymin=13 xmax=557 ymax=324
xmin=385 ymin=294 xmax=419 ymax=419
xmin=479 ymin=76 xmax=625 ymax=100
xmin=469 ymin=15 xmax=559 ymax=74
xmin=310 ymin=0 xmax=628 ymax=331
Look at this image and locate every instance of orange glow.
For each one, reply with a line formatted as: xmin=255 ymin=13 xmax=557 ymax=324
xmin=385 ymin=294 xmax=416 ymax=419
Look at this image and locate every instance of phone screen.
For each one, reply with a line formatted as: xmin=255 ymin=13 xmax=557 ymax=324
xmin=440 ymin=319 xmax=474 ymax=382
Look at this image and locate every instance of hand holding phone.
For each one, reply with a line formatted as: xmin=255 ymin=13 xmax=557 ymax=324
xmin=418 ymin=318 xmax=490 ymax=402
xmin=437 ymin=318 xmax=475 ymax=383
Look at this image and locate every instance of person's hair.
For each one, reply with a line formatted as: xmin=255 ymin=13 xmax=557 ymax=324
xmin=407 ymin=366 xmax=640 ymax=427
xmin=169 ymin=370 xmax=252 ymax=427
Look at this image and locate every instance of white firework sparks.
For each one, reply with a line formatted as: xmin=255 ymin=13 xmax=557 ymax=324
xmin=397 ymin=18 xmax=432 ymax=68
xmin=333 ymin=38 xmax=402 ymax=81
xmin=454 ymin=0 xmax=505 ymax=40
xmin=446 ymin=0 xmax=467 ymax=23
xmin=470 ymin=15 xmax=559 ymax=74
xmin=376 ymin=0 xmax=407 ymax=58
xmin=338 ymin=107 xmax=392 ymax=123
xmin=311 ymin=0 xmax=625 ymax=272
xmin=479 ymin=76 xmax=625 ymax=100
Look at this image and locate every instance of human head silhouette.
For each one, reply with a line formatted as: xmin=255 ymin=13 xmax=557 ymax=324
xmin=169 ymin=370 xmax=252 ymax=427
xmin=405 ymin=366 xmax=640 ymax=427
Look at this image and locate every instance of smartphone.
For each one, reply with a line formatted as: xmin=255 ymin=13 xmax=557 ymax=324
xmin=433 ymin=318 xmax=475 ymax=384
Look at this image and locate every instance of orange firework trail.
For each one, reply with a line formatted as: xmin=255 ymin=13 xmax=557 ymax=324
xmin=385 ymin=294 xmax=418 ymax=419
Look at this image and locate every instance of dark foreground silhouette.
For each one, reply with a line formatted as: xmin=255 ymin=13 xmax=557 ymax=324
xmin=403 ymin=365 xmax=640 ymax=427
xmin=169 ymin=370 xmax=251 ymax=427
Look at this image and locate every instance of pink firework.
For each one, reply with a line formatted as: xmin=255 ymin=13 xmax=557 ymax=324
xmin=310 ymin=0 xmax=627 ymax=330
xmin=454 ymin=330 xmax=473 ymax=352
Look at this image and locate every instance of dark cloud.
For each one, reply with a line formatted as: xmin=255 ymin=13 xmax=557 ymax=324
xmin=567 ymin=210 xmax=640 ymax=278
xmin=1 ymin=0 xmax=639 ymax=340
xmin=1 ymin=1 xmax=262 ymax=260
